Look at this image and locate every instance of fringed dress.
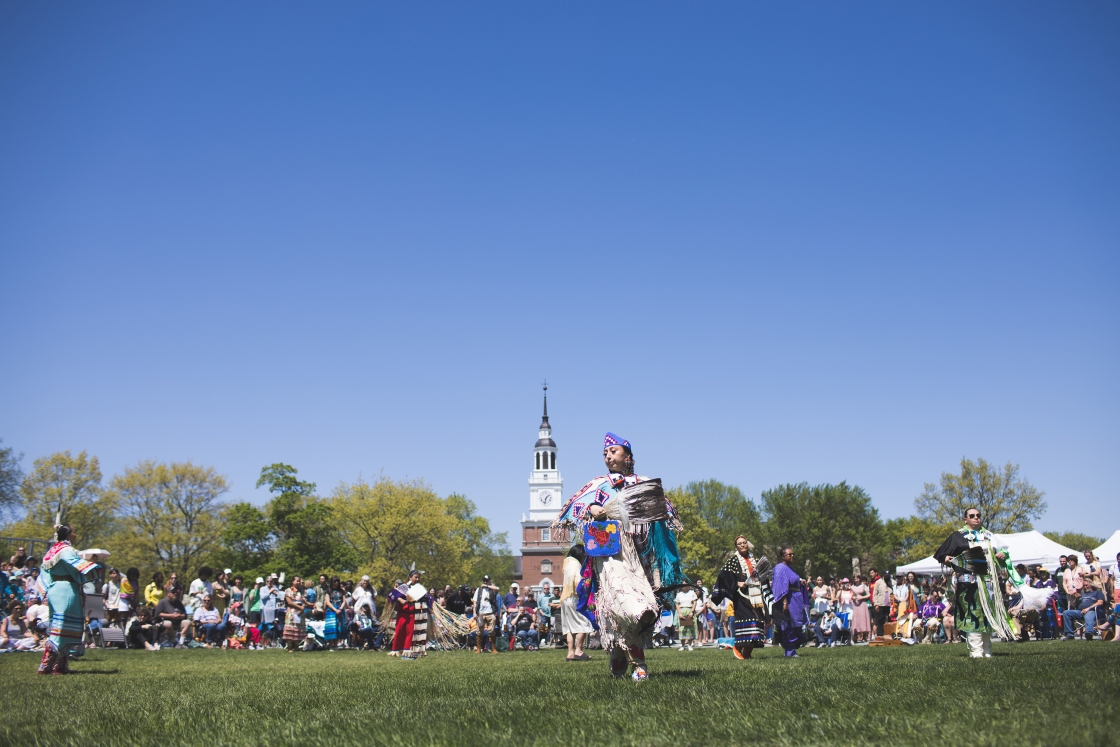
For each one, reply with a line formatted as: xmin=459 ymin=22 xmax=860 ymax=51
xmin=388 ymin=583 xmax=430 ymax=656
xmin=553 ymin=472 xmax=686 ymax=677
xmin=713 ymin=551 xmax=770 ymax=654
xmin=39 ymin=541 xmax=101 ymax=672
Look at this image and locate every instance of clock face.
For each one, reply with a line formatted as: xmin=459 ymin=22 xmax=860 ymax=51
xmin=539 ymin=490 xmax=553 ymax=506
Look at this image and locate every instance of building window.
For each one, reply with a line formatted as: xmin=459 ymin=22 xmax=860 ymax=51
xmin=541 ymin=527 xmax=551 ymax=542
xmin=550 ymin=452 xmax=556 ymax=469
xmin=540 ymin=559 xmax=553 ymax=574
xmin=535 ymin=452 xmax=540 ymax=470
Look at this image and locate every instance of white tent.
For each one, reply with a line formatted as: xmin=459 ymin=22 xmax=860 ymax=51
xmin=1093 ymin=530 xmax=1120 ymax=570
xmin=895 ymin=530 xmax=1078 ymax=576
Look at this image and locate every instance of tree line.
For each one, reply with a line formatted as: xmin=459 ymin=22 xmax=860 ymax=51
xmin=1 ymin=438 xmax=1061 ymax=587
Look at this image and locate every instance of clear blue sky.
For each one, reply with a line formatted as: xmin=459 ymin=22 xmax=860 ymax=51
xmin=1 ymin=2 xmax=1117 ymax=548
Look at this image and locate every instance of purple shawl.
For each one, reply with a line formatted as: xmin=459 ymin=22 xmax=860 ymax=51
xmin=772 ymin=561 xmax=809 ymax=626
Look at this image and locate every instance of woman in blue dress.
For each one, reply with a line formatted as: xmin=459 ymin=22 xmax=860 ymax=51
xmin=771 ymin=546 xmax=809 ymax=658
xmin=39 ymin=524 xmax=102 ymax=674
xmin=324 ymin=576 xmax=344 ymax=646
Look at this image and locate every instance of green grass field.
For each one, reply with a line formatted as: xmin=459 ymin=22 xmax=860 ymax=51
xmin=1 ymin=641 xmax=1117 ymax=747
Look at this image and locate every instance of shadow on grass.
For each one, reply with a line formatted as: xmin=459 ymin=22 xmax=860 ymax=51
xmin=72 ymin=669 xmax=121 ymax=675
xmin=653 ymin=670 xmax=703 ymax=678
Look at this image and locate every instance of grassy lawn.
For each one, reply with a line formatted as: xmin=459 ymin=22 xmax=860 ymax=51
xmin=1 ymin=641 xmax=1117 ymax=747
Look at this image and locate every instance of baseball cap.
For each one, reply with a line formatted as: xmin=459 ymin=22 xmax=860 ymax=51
xmin=255 ymin=577 xmax=264 ymax=584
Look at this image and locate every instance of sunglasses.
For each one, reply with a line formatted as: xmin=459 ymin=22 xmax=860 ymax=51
xmin=966 ymin=513 xmax=980 ymax=519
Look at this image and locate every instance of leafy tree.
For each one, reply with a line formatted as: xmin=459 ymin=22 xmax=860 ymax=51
xmin=212 ymin=502 xmax=275 ymax=575
xmin=258 ymin=464 xmax=355 ymax=577
xmin=10 ymin=450 xmax=117 ymax=547
xmin=109 ymin=460 xmax=228 ymax=578
xmin=0 ymin=439 xmax=23 ymax=521
xmin=327 ymin=476 xmax=502 ymax=591
xmin=880 ymin=515 xmax=956 ymax=568
xmin=1043 ymin=531 xmax=1104 ymax=554
xmin=915 ymin=457 xmax=1045 ymax=532
xmin=670 ymin=479 xmax=763 ymax=580
xmin=759 ymin=482 xmax=883 ymax=579
xmin=444 ymin=493 xmax=515 ymax=587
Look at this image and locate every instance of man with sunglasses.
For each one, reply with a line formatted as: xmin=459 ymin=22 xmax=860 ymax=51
xmin=934 ymin=507 xmax=1014 ymax=658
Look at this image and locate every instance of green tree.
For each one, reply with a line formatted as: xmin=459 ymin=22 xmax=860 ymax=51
xmin=880 ymin=515 xmax=956 ymax=568
xmin=10 ymin=450 xmax=117 ymax=547
xmin=670 ymin=479 xmax=764 ymax=580
xmin=109 ymin=460 xmax=228 ymax=578
xmin=258 ymin=464 xmax=354 ymax=577
xmin=759 ymin=482 xmax=883 ymax=579
xmin=327 ymin=476 xmax=505 ymax=591
xmin=444 ymin=493 xmax=515 ymax=587
xmin=212 ymin=502 xmax=275 ymax=575
xmin=1042 ymin=531 xmax=1104 ymax=554
xmin=915 ymin=457 xmax=1045 ymax=532
xmin=0 ymin=439 xmax=23 ymax=522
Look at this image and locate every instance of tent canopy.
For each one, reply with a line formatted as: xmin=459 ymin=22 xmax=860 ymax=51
xmin=1093 ymin=530 xmax=1120 ymax=570
xmin=895 ymin=530 xmax=1078 ymax=576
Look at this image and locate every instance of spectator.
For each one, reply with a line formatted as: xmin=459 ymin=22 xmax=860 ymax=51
xmin=10 ymin=546 xmax=26 ymax=568
xmin=813 ymin=609 xmax=843 ymax=647
xmin=126 ymin=607 xmax=160 ymax=651
xmin=119 ymin=567 xmax=140 ymax=622
xmin=187 ymin=567 xmax=214 ymax=616
xmin=104 ymin=568 xmax=122 ymax=626
xmin=145 ymin=572 xmax=165 ymax=608
xmin=918 ymin=590 xmax=945 ymax=644
xmin=511 ymin=604 xmax=539 ymax=650
xmin=165 ymin=572 xmax=181 ymax=595
xmin=850 ymin=574 xmax=872 ymax=644
xmin=155 ymin=586 xmax=192 ymax=648
xmin=1081 ymin=551 xmax=1106 ymax=592
xmin=1 ymin=600 xmax=37 ymax=651
xmin=24 ymin=594 xmax=49 ymax=642
xmin=282 ymin=576 xmax=307 ymax=651
xmin=675 ymin=583 xmax=699 ymax=651
xmin=1063 ymin=584 xmax=1105 ymax=640
xmin=872 ymin=570 xmax=890 ymax=638
xmin=193 ymin=595 xmax=224 ymax=647
xmin=212 ymin=570 xmax=230 ymax=615
xmin=248 ymin=577 xmax=264 ymax=628
xmin=536 ymin=582 xmax=554 ymax=647
xmin=229 ymin=575 xmax=246 ymax=612
xmin=942 ymin=597 xmax=957 ymax=643
xmin=1063 ymin=556 xmax=1083 ymax=610
xmin=836 ymin=578 xmax=854 ymax=634
xmin=260 ymin=575 xmax=280 ymax=646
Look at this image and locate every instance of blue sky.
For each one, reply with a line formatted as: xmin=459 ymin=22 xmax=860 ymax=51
xmin=1 ymin=2 xmax=1117 ymax=548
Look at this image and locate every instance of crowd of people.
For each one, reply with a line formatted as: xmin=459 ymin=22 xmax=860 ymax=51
xmin=3 ymin=446 xmax=1119 ymax=677
xmin=2 ymin=543 xmax=1118 ymax=660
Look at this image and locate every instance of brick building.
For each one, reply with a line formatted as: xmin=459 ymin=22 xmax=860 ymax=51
xmin=517 ymin=386 xmax=568 ymax=591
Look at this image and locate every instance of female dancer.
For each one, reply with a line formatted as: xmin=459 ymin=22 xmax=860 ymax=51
xmin=712 ymin=535 xmax=770 ymax=659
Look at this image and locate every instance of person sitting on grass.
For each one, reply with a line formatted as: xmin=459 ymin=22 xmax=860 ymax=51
xmin=126 ymin=607 xmax=160 ymax=651
xmin=1 ymin=600 xmax=38 ymax=651
xmin=155 ymin=586 xmax=192 ymax=648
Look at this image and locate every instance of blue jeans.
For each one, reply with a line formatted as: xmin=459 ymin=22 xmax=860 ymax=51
xmin=813 ymin=623 xmax=838 ymax=646
xmin=199 ymin=622 xmax=227 ymax=644
xmin=1063 ymin=608 xmax=1098 ymax=637
xmin=516 ymin=630 xmax=539 ymax=648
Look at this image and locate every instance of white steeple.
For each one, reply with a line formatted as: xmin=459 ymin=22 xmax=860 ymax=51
xmin=528 ymin=383 xmax=563 ymax=521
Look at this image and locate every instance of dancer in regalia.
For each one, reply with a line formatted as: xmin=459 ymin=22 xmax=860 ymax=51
xmin=770 ymin=546 xmax=808 ymax=658
xmin=387 ymin=570 xmax=430 ymax=658
xmin=38 ymin=523 xmax=103 ymax=674
xmin=712 ymin=535 xmax=771 ymax=660
xmin=933 ymin=507 xmax=1052 ymax=658
xmin=553 ymin=432 xmax=687 ymax=681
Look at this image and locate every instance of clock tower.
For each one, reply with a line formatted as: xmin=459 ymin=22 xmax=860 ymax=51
xmin=519 ymin=384 xmax=568 ymax=590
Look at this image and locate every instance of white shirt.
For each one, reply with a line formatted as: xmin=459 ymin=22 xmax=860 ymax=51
xmin=188 ymin=579 xmax=213 ymax=612
xmin=26 ymin=603 xmax=48 ymax=624
xmin=676 ymin=589 xmax=698 ymax=615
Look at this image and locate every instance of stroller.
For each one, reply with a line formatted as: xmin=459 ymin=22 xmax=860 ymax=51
xmin=303 ymin=619 xmax=329 ymax=651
